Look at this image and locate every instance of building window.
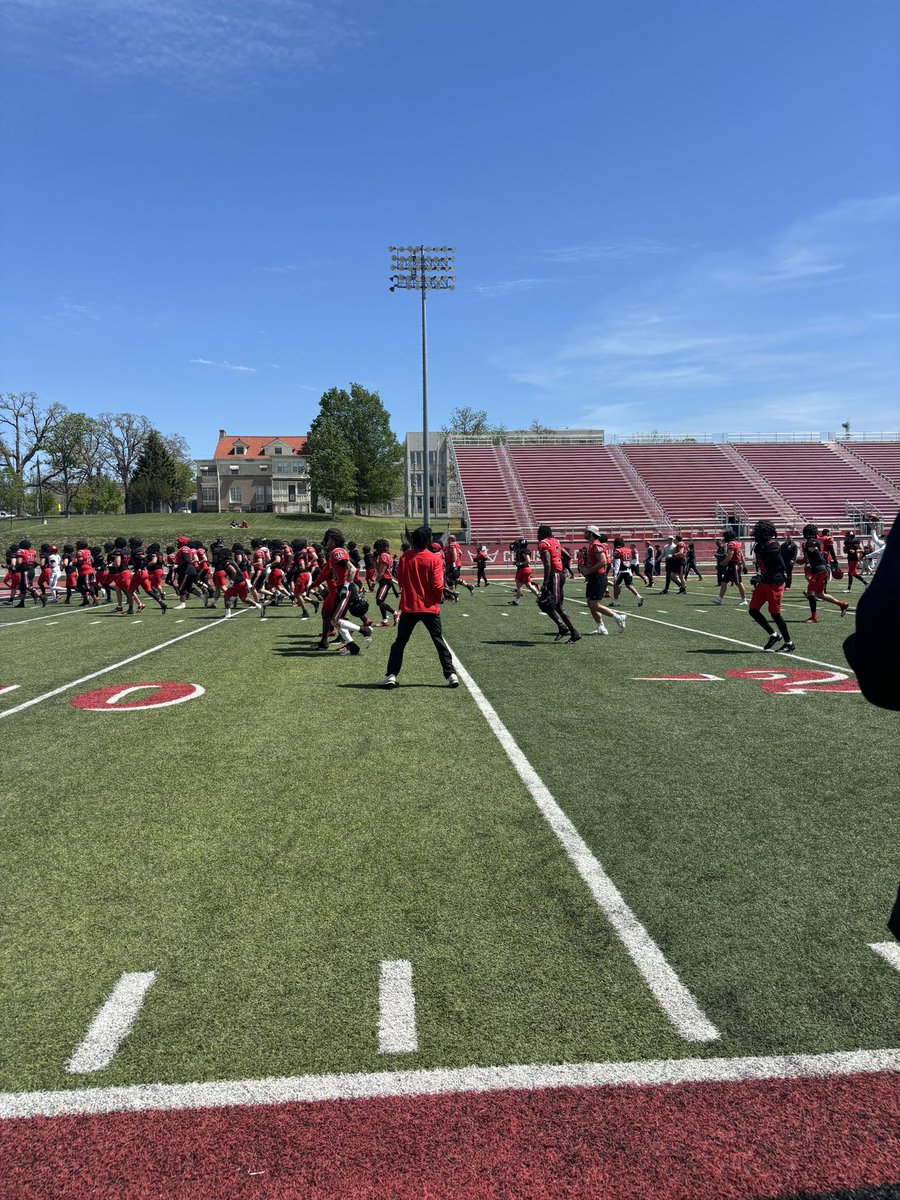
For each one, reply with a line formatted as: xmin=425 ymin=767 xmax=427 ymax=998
xmin=273 ymin=445 xmax=283 ymax=454
xmin=234 ymin=444 xmax=246 ymax=455
xmin=230 ymin=465 xmax=239 ymax=473
xmin=229 ymin=486 xmax=241 ymax=503
xmin=259 ymin=464 xmax=268 ymax=471
xmin=288 ymin=484 xmax=297 ymax=503
xmin=202 ymin=465 xmax=215 ymax=474
xmin=201 ymin=486 xmax=217 ymax=504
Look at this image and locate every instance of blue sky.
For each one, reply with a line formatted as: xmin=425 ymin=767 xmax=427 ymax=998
xmin=1 ymin=0 xmax=898 ymax=458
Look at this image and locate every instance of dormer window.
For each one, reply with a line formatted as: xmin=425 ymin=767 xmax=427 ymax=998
xmin=273 ymin=445 xmax=283 ymax=455
xmin=234 ymin=443 xmax=246 ymax=456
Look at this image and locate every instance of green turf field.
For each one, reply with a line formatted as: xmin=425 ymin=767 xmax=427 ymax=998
xmin=0 ymin=575 xmax=896 ymax=1098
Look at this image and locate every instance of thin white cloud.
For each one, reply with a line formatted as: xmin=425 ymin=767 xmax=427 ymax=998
xmin=538 ymin=238 xmax=674 ymax=264
xmin=264 ymin=265 xmax=299 ymax=275
xmin=190 ymin=358 xmax=256 ymax=373
xmin=3 ymin=0 xmax=367 ymax=90
xmin=503 ymin=194 xmax=900 ymax=434
xmin=471 ymin=278 xmax=549 ymax=297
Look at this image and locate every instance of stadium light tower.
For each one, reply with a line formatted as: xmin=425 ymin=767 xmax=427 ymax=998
xmin=389 ymin=245 xmax=456 ymax=527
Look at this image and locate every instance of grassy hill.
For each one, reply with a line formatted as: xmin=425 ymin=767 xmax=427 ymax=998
xmin=1 ymin=510 xmax=460 ymax=551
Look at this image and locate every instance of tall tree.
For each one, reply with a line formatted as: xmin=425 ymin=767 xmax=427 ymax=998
xmin=0 ymin=392 xmax=67 ymax=514
xmin=128 ymin=429 xmax=184 ymax=513
xmin=97 ymin=412 xmax=150 ymax=511
xmin=42 ymin=412 xmax=99 ymax=515
xmin=163 ymin=432 xmax=196 ymax=505
xmin=307 ymin=408 xmax=356 ymax=511
xmin=308 ymin=384 xmax=404 ymax=514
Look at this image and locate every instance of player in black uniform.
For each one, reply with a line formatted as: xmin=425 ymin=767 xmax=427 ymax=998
xmin=747 ymin=520 xmax=794 ymax=653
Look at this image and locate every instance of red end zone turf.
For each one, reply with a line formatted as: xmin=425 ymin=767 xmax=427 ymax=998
xmin=3 ymin=1071 xmax=898 ymax=1199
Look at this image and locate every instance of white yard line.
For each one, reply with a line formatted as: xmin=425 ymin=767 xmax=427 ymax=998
xmin=66 ymin=973 xmax=156 ymax=1074
xmin=563 ymin=592 xmax=856 ymax=675
xmin=0 ymin=610 xmax=246 ymax=722
xmin=447 ymin=641 xmax=720 ymax=1044
xmin=0 ymin=602 xmax=110 ymax=630
xmin=378 ymin=960 xmax=418 ymax=1054
xmin=2 ymin=1046 xmax=898 ymax=1120
xmin=870 ymin=942 xmax=900 ymax=974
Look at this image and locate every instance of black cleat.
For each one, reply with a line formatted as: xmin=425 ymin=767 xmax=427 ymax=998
xmin=763 ymin=634 xmax=781 ymax=651
xmin=779 ymin=641 xmax=796 ymax=653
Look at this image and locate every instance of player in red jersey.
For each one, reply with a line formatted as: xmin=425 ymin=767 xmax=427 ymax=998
xmin=73 ymin=540 xmax=97 ymax=606
xmin=474 ymin=544 xmax=489 ymax=587
xmin=579 ymin=527 xmax=625 ymax=635
xmin=317 ymin=528 xmax=371 ymax=654
xmin=287 ymin=539 xmax=316 ymax=619
xmin=611 ymin=537 xmax=644 ymax=607
xmin=798 ymin=523 xmax=849 ymax=622
xmin=444 ymin=535 xmax=474 ymax=599
xmin=747 ymin=520 xmax=794 ymax=652
xmin=510 ymin=538 xmax=540 ymax=606
xmin=12 ymin=540 xmax=45 ymax=607
xmin=373 ymin=538 xmax=398 ymax=626
xmin=380 ymin=525 xmax=457 ymax=688
xmin=537 ymin=524 xmax=580 ymax=642
xmin=125 ymin=538 xmax=167 ymax=614
xmin=711 ymin=529 xmax=748 ymax=606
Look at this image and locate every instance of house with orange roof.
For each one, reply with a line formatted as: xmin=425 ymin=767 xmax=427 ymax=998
xmin=196 ymin=430 xmax=311 ymax=513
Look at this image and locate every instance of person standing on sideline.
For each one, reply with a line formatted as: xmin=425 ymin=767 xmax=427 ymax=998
xmin=660 ymin=536 xmax=676 ymax=591
xmin=380 ymin=526 xmax=458 ymax=689
xmin=662 ymin=533 xmax=687 ymax=594
xmin=685 ymin=541 xmax=703 ymax=580
xmin=644 ymin=542 xmax=656 ymax=587
xmin=474 ymin=544 xmax=489 ymax=587
xmin=747 ymin=520 xmax=794 ymax=653
xmin=780 ymin=531 xmax=798 ymax=589
xmin=711 ymin=530 xmax=748 ymax=606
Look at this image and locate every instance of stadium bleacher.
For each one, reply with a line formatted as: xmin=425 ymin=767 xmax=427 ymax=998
xmin=453 ymin=436 xmax=900 ymax=542
xmin=843 ymin=442 xmax=900 ymax=488
xmin=734 ymin=443 xmax=899 ymax=522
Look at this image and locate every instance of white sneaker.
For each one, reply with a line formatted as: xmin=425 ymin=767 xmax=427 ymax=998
xmin=363 ymin=634 xmax=373 ymax=648
xmin=614 ymin=613 xmax=627 ymax=632
xmin=447 ymin=673 xmax=459 ymax=688
xmin=591 ymin=624 xmax=609 ymax=636
xmin=711 ymin=597 xmax=722 ymax=606
xmin=223 ymin=608 xmax=232 ymax=619
xmin=380 ymin=674 xmax=397 ymax=688
xmin=175 ymin=602 xmax=186 ymax=610
xmin=637 ymin=595 xmax=644 ymax=607
xmin=737 ymin=599 xmax=748 ymax=607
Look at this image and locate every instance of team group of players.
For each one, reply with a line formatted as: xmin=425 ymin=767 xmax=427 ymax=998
xmin=2 ymin=521 xmax=887 ymax=657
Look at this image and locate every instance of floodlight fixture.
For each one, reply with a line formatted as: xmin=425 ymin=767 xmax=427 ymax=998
xmin=388 ymin=244 xmax=457 ymax=526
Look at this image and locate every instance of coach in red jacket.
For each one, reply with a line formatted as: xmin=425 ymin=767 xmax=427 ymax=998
xmin=380 ymin=526 xmax=459 ymax=689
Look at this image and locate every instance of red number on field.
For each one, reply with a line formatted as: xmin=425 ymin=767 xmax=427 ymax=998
xmin=70 ymin=682 xmax=205 ymax=710
xmin=724 ymin=668 xmax=860 ymax=695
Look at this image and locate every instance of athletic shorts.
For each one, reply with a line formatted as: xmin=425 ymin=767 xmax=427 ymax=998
xmin=515 ymin=566 xmax=532 ymax=585
xmin=149 ymin=569 xmax=165 ymax=589
xmin=669 ymin=556 xmax=684 ymax=574
xmin=293 ymin=572 xmax=311 ymax=596
xmin=618 ymin=570 xmax=633 ymax=587
xmin=722 ymin=563 xmax=743 ymax=585
xmin=805 ymin=569 xmax=828 ymax=596
xmin=268 ymin=568 xmax=284 ymax=587
xmin=847 ymin=561 xmax=859 ymax=577
xmin=225 ymin=580 xmax=249 ymax=601
xmin=750 ymin=582 xmax=784 ymax=615
xmin=586 ymin=572 xmax=608 ymax=602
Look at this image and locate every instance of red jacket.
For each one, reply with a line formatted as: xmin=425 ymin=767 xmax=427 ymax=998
xmin=398 ymin=549 xmax=444 ymax=614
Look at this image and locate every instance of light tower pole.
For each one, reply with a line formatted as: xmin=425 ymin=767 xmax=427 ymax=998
xmin=389 ymin=245 xmax=456 ymax=527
